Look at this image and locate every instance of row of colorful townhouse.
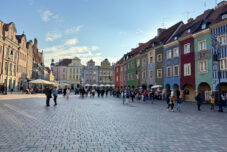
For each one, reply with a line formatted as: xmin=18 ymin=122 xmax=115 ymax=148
xmin=114 ymin=1 xmax=227 ymax=102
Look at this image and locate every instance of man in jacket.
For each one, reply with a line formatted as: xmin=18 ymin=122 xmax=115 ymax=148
xmin=53 ymin=86 xmax=58 ymax=106
xmin=45 ymin=86 xmax=52 ymax=107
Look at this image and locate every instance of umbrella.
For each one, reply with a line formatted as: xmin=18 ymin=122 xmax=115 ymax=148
xmin=99 ymin=84 xmax=104 ymax=87
xmin=151 ymin=85 xmax=163 ymax=89
xmin=92 ymin=84 xmax=97 ymax=87
xmin=105 ymin=84 xmax=111 ymax=87
xmin=29 ymin=79 xmax=53 ymax=85
xmin=59 ymin=83 xmax=70 ymax=86
xmin=85 ymin=84 xmax=90 ymax=87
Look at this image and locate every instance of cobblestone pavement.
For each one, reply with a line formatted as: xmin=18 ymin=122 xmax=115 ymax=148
xmin=0 ymin=94 xmax=227 ymax=152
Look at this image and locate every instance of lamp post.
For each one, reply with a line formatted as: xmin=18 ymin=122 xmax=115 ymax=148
xmin=214 ymin=39 xmax=223 ymax=112
xmin=4 ymin=50 xmax=13 ymax=95
xmin=4 ymin=60 xmax=9 ymax=95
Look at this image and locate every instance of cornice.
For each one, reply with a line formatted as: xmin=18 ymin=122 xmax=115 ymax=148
xmin=178 ymin=34 xmax=192 ymax=41
xmin=210 ymin=20 xmax=227 ymax=29
xmin=163 ymin=40 xmax=179 ymax=48
xmin=192 ymin=29 xmax=210 ymax=38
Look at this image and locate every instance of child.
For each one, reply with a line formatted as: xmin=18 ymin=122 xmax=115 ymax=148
xmin=171 ymin=96 xmax=175 ymax=112
xmin=210 ymin=95 xmax=215 ymax=111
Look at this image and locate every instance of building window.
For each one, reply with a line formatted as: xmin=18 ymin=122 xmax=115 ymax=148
xmin=137 ymin=59 xmax=140 ymax=67
xmin=166 ymin=66 xmax=172 ymax=77
xmin=63 ymin=68 xmax=65 ymax=72
xmin=166 ymin=50 xmax=172 ymax=59
xmin=157 ymin=69 xmax=162 ymax=78
xmin=116 ymin=76 xmax=118 ymax=82
xmin=150 ymin=56 xmax=153 ymax=64
xmin=184 ymin=43 xmax=190 ymax=54
xmin=150 ymin=70 xmax=153 ymax=78
xmin=173 ymin=65 xmax=179 ymax=76
xmin=217 ymin=35 xmax=227 ymax=45
xmin=157 ymin=54 xmax=162 ymax=62
xmin=173 ymin=47 xmax=179 ymax=57
xmin=220 ymin=58 xmax=227 ymax=71
xmin=184 ymin=63 xmax=191 ymax=76
xmin=198 ymin=40 xmax=206 ymax=51
xmin=121 ymin=67 xmax=123 ymax=72
xmin=198 ymin=60 xmax=208 ymax=73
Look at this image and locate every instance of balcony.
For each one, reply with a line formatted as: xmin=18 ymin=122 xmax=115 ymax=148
xmin=196 ymin=50 xmax=211 ymax=60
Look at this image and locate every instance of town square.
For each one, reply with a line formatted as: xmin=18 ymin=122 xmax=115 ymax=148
xmin=1 ymin=0 xmax=227 ymax=152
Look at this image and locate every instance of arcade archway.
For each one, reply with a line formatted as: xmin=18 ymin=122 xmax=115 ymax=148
xmin=183 ymin=84 xmax=195 ymax=102
xmin=198 ymin=82 xmax=211 ymax=102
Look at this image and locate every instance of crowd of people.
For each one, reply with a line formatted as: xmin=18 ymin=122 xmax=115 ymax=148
xmin=43 ymin=86 xmax=226 ymax=112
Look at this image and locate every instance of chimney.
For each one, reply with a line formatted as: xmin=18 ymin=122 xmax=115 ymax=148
xmin=138 ymin=43 xmax=143 ymax=46
xmin=157 ymin=28 xmax=166 ymax=36
xmin=187 ymin=18 xmax=193 ymax=23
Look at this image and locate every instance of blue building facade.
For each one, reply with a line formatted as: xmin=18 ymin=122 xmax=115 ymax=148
xmin=147 ymin=48 xmax=156 ymax=87
xmin=163 ymin=42 xmax=181 ymax=90
xmin=211 ymin=22 xmax=227 ymax=91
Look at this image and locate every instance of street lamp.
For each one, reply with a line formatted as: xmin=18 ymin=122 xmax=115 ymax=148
xmin=214 ymin=38 xmax=223 ymax=112
xmin=4 ymin=50 xmax=13 ymax=95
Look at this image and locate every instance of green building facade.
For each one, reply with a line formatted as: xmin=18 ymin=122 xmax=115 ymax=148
xmin=194 ymin=29 xmax=213 ymax=101
xmin=127 ymin=58 xmax=137 ymax=88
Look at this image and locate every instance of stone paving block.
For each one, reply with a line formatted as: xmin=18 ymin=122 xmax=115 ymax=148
xmin=0 ymin=95 xmax=227 ymax=152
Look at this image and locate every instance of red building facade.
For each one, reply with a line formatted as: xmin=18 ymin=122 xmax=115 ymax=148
xmin=114 ymin=64 xmax=121 ymax=88
xmin=180 ymin=37 xmax=196 ymax=101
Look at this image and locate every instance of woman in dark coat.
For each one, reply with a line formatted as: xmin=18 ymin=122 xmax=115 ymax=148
xmin=195 ymin=92 xmax=202 ymax=111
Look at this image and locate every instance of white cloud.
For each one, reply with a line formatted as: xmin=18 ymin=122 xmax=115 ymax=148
xmin=91 ymin=46 xmax=99 ymax=51
xmin=64 ymin=38 xmax=78 ymax=46
xmin=43 ymin=43 xmax=103 ymax=66
xmin=65 ymin=25 xmax=83 ymax=35
xmin=45 ymin=32 xmax=62 ymax=42
xmin=40 ymin=10 xmax=62 ymax=22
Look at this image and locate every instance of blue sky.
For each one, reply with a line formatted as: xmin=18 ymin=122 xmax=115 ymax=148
xmin=0 ymin=0 xmax=219 ymax=66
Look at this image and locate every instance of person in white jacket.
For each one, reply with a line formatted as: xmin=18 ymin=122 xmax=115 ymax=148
xmin=66 ymin=88 xmax=70 ymax=100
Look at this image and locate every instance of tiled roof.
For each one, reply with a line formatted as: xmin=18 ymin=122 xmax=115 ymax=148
xmin=156 ymin=21 xmax=183 ymax=44
xmin=168 ymin=9 xmax=214 ymax=42
xmin=57 ymin=59 xmax=72 ymax=66
xmin=208 ymin=2 xmax=227 ymax=25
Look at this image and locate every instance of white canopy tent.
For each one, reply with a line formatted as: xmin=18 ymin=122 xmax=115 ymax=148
xmin=151 ymin=85 xmax=163 ymax=89
xmin=59 ymin=83 xmax=70 ymax=87
xmin=85 ymin=84 xmax=90 ymax=87
xmin=29 ymin=79 xmax=53 ymax=85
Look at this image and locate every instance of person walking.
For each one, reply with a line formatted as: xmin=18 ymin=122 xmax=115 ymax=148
xmin=122 ymin=90 xmax=126 ymax=104
xmin=126 ymin=90 xmax=130 ymax=104
xmin=66 ymin=88 xmax=70 ymax=100
xmin=210 ymin=95 xmax=215 ymax=111
xmin=130 ymin=90 xmax=135 ymax=102
xmin=63 ymin=87 xmax=66 ymax=97
xmin=177 ymin=97 xmax=182 ymax=112
xmin=171 ymin=96 xmax=175 ymax=112
xmin=195 ymin=92 xmax=202 ymax=111
xmin=44 ymin=86 xmax=52 ymax=107
xmin=105 ymin=89 xmax=108 ymax=96
xmin=53 ymin=86 xmax=58 ymax=106
xmin=167 ymin=96 xmax=172 ymax=111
